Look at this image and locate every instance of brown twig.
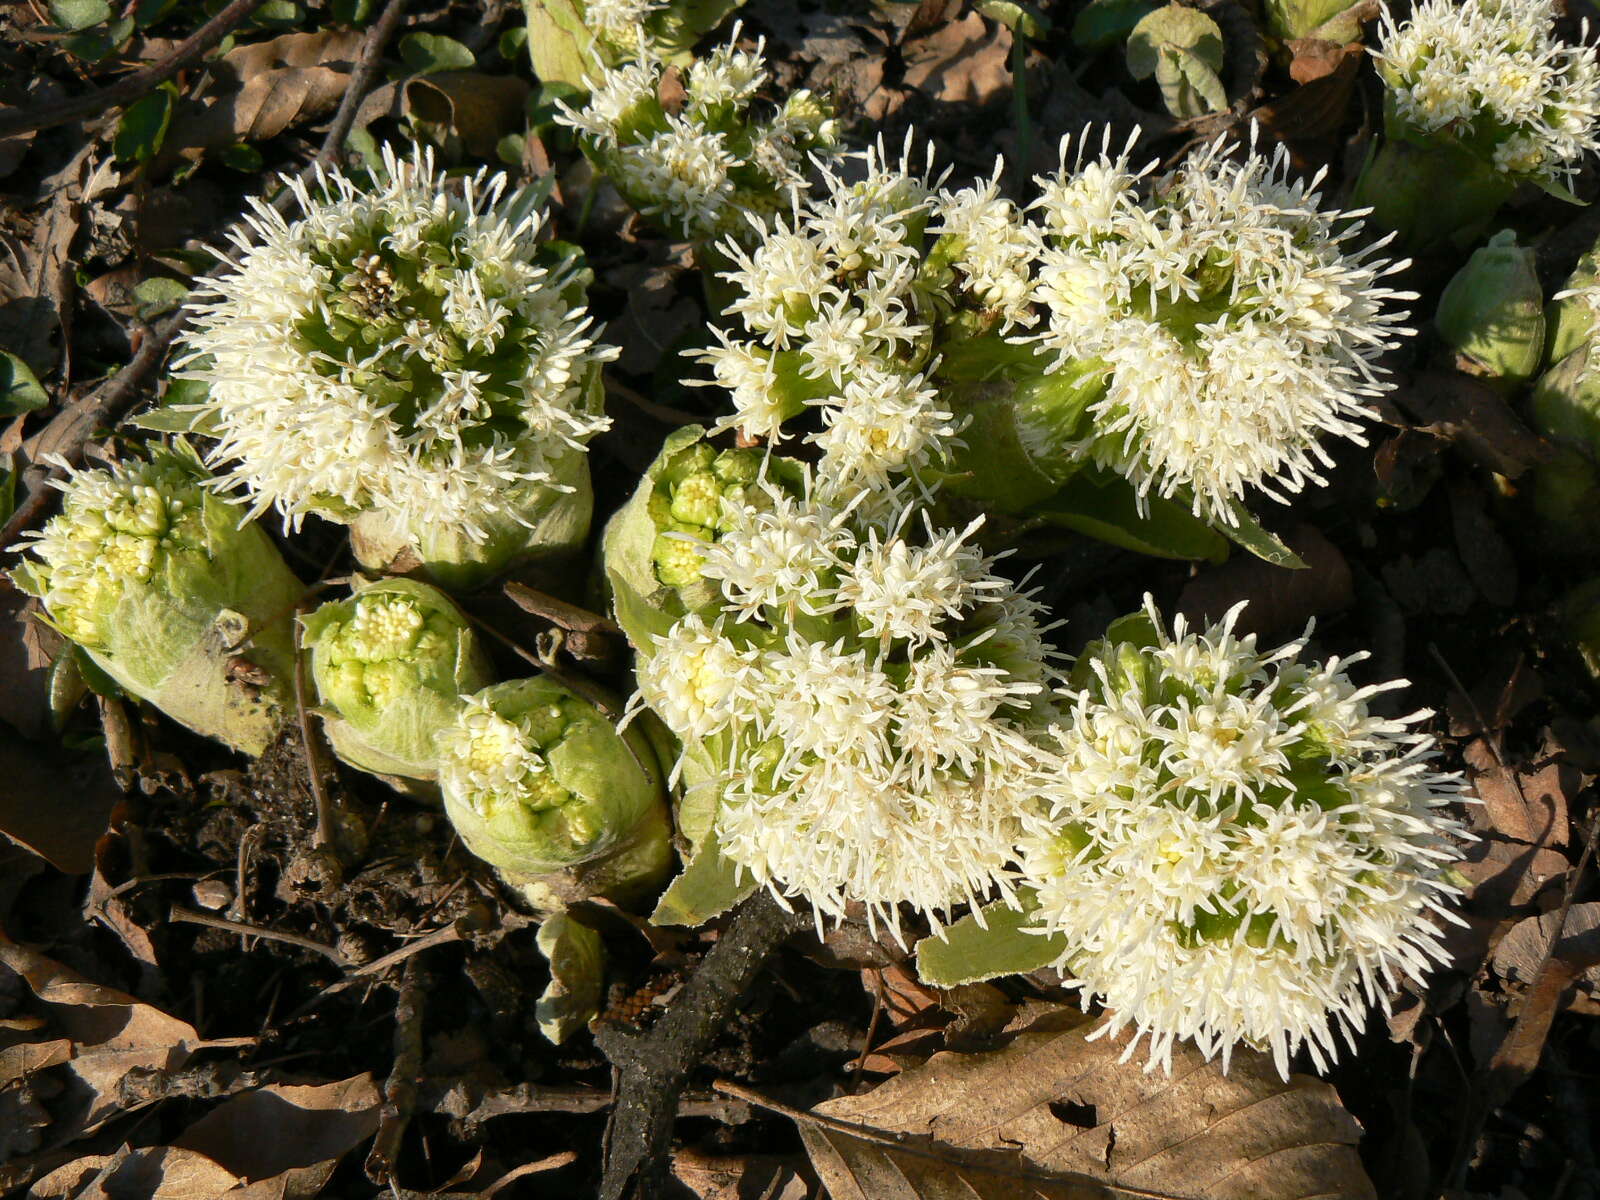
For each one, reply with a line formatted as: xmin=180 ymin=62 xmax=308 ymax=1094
xmin=366 ymin=956 xmax=426 ymax=1185
xmin=1 ymin=314 xmax=183 ymax=551
xmin=290 ymin=607 xmax=340 ymax=853
xmin=420 ymin=1081 xmax=748 ymax=1127
xmin=169 ymin=903 xmax=349 ymax=966
xmin=594 ymin=891 xmax=805 ymax=1200
xmin=271 ymin=0 xmax=409 ymax=214
xmin=0 ymin=0 xmax=269 ymax=140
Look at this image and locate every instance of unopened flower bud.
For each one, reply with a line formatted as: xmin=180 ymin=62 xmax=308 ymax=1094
xmin=1435 ymin=231 xmax=1546 ymax=382
xmin=10 ymin=442 xmax=302 ymax=755
xmin=303 ymin=578 xmax=494 ymax=782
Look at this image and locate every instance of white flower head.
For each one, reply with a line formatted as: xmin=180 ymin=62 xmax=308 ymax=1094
xmin=177 ymin=144 xmax=616 ymax=540
xmin=1019 ymin=598 xmax=1469 ymax=1078
xmin=556 ymin=29 xmax=840 ymax=240
xmin=1028 ymin=128 xmax=1416 ymax=526
xmin=636 ymin=481 xmax=1058 ymax=935
xmin=1374 ymin=0 xmax=1600 ymax=185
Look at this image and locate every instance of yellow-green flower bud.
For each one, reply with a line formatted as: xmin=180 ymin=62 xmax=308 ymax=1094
xmin=304 ymin=578 xmax=494 ymax=782
xmin=1435 ymin=231 xmax=1546 ymax=382
xmin=602 ymin=426 xmax=803 ymax=651
xmin=10 ymin=442 xmax=302 ymax=754
xmin=437 ymin=677 xmax=670 ymax=891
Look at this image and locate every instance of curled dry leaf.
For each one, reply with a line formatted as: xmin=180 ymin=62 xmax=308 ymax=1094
xmin=797 ymin=1006 xmax=1377 ymax=1200
xmin=1491 ymin=901 xmax=1600 ymax=1011
xmin=156 ymin=30 xmax=367 ymax=169
xmin=901 ymin=12 xmax=1014 ymax=107
xmin=0 ymin=941 xmax=198 ymax=1138
xmin=1462 ymin=738 xmax=1575 ymax=848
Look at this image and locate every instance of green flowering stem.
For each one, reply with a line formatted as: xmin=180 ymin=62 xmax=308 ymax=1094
xmin=1351 ymin=136 xmax=1515 ymax=254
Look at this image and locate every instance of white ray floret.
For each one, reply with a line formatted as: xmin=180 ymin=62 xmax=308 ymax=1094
xmin=634 ymin=480 xmax=1059 ymax=934
xmin=1026 ymin=128 xmax=1416 ymax=526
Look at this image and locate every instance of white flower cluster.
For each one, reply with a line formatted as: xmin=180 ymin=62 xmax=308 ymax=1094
xmin=702 ymin=129 xmax=1415 ymax=529
xmin=700 ymin=142 xmax=1034 ymax=495
xmin=1374 ymin=0 xmax=1600 ymax=184
xmin=556 ymin=33 xmax=840 ymax=240
xmin=583 ymin=0 xmax=666 ymax=60
xmin=177 ymin=144 xmax=616 ymax=540
xmin=439 ymin=692 xmax=575 ymax=820
xmin=633 ymin=480 xmax=1059 ymax=931
xmin=1028 ymin=130 xmax=1415 ymax=527
xmin=1018 ymin=600 xmax=1467 ymax=1077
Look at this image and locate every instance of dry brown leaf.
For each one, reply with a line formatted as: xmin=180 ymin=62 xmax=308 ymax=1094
xmin=34 ymin=1146 xmax=243 ymax=1199
xmin=1285 ymin=38 xmax=1363 ymax=85
xmin=1393 ymin=370 xmax=1552 ymax=479
xmin=1462 ymin=740 xmax=1574 ymax=847
xmin=671 ymin=1149 xmax=809 ymax=1200
xmin=0 ymin=720 xmax=124 ymax=875
xmin=0 ymin=941 xmax=198 ymax=1135
xmin=1491 ymin=902 xmax=1600 ymax=996
xmin=172 ymin=1075 xmax=382 ymax=1188
xmin=901 ymin=12 xmax=1012 ymax=106
xmin=801 ymin=1007 xmax=1376 ymax=1200
xmin=158 ymin=30 xmax=366 ymax=167
xmin=1456 ymin=836 xmax=1568 ymax=912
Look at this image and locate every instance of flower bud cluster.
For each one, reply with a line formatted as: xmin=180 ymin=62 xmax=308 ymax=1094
xmin=557 ymin=32 xmax=841 ymax=241
xmin=645 ymin=440 xmax=772 ymax=587
xmin=632 ymin=478 xmax=1059 ymax=931
xmin=304 ymin=578 xmax=493 ymax=781
xmin=178 ymin=144 xmax=616 ymax=545
xmin=1017 ymin=600 xmax=1467 ymax=1077
xmin=438 ymin=677 xmax=666 ymax=879
xmin=12 ymin=443 xmax=303 ymax=755
xmin=1373 ymin=0 xmax=1600 ymax=186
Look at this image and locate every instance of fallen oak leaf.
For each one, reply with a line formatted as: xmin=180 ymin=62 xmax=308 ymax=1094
xmin=750 ymin=1005 xmax=1377 ymax=1200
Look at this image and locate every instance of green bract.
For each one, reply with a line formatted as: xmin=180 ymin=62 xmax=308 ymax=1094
xmin=10 ymin=442 xmax=302 ymax=755
xmin=1527 ymin=240 xmax=1600 ymax=556
xmin=1435 ymin=231 xmax=1545 ymax=382
xmin=522 ymin=0 xmax=746 ymax=90
xmin=303 ymin=578 xmax=494 ymax=783
xmin=437 ymin=676 xmax=671 ymax=898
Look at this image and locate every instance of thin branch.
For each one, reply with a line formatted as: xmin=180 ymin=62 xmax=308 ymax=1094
xmin=594 ymin=891 xmax=805 ymax=1200
xmin=169 ymin=904 xmax=348 ymax=966
xmin=271 ymin=0 xmax=409 ymax=214
xmin=1 ymin=314 xmax=183 ymax=551
xmin=0 ymin=0 xmax=269 ymax=140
